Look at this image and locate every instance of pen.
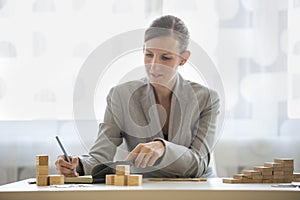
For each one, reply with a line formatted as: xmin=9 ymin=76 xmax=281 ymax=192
xmin=55 ymin=136 xmax=77 ymax=174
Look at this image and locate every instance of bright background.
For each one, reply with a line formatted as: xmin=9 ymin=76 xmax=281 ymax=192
xmin=0 ymin=0 xmax=300 ymax=184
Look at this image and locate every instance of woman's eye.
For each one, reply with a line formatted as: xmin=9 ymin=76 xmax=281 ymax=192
xmin=145 ymin=53 xmax=153 ymax=57
xmin=161 ymin=56 xmax=171 ymax=61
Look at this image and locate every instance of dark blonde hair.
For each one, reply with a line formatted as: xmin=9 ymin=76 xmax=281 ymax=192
xmin=144 ymin=15 xmax=190 ymax=54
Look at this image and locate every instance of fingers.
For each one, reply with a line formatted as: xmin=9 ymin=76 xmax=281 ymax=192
xmin=126 ymin=141 xmax=165 ymax=168
xmin=126 ymin=144 xmax=142 ymax=161
xmin=55 ymin=155 xmax=78 ymax=177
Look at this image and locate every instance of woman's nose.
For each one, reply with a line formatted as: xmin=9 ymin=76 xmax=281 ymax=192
xmin=149 ymin=56 xmax=161 ymax=71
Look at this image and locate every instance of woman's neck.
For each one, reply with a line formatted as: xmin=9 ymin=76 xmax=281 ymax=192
xmin=153 ymin=86 xmax=172 ymax=103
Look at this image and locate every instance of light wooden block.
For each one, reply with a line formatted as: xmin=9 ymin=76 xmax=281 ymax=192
xmin=264 ymin=162 xmax=283 ymax=168
xmin=115 ymin=175 xmax=126 ymax=186
xmin=273 ymin=175 xmax=284 ymax=180
xmin=262 ymin=175 xmax=273 ymax=180
xmin=283 ymin=179 xmax=292 ymax=183
xmin=242 ymin=170 xmax=261 ymax=177
xmin=233 ymin=174 xmax=249 ymax=179
xmin=293 ymin=172 xmax=300 ymax=178
xmin=273 ymin=167 xmax=284 ymax=172
xmin=127 ymin=175 xmax=143 ymax=186
xmin=49 ymin=175 xmax=64 ymax=185
xmin=262 ymin=179 xmax=273 ymax=183
xmin=293 ymin=178 xmax=300 ymax=182
xmin=116 ymin=165 xmax=130 ymax=175
xmin=252 ymin=175 xmax=263 ymax=180
xmin=106 ymin=174 xmax=116 ymax=185
xmin=36 ymin=165 xmax=48 ymax=175
xmin=283 ymin=168 xmax=294 ymax=172
xmin=222 ymin=178 xmax=242 ymax=184
xmin=274 ymin=158 xmax=294 ymax=167
xmin=36 ymin=155 xmax=48 ymax=166
xmin=273 ymin=179 xmax=284 ymax=183
xmin=36 ymin=175 xmax=49 ymax=186
xmin=254 ymin=166 xmax=273 ymax=175
xmin=273 ymin=171 xmax=284 ymax=176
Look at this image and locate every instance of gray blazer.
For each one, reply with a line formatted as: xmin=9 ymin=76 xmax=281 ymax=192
xmin=79 ymin=74 xmax=220 ymax=178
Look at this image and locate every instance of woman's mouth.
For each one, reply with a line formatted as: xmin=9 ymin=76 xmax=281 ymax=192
xmin=150 ymin=73 xmax=163 ymax=78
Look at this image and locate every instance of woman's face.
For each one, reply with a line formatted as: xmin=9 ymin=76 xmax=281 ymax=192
xmin=144 ymin=36 xmax=184 ymax=90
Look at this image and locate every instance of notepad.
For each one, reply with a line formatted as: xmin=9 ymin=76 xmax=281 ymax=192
xmin=64 ymin=175 xmax=93 ymax=184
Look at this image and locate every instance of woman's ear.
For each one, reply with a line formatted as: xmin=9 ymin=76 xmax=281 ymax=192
xmin=179 ymin=50 xmax=191 ymax=66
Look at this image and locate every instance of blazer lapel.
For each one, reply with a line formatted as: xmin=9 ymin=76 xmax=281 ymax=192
xmin=140 ymin=83 xmax=164 ymax=139
xmin=168 ymin=75 xmax=189 ymax=142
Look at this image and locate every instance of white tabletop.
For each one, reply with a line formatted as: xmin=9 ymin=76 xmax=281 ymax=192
xmin=0 ymin=178 xmax=299 ymax=200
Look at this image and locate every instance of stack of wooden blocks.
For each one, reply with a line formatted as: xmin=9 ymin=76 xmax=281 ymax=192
xmin=105 ymin=165 xmax=143 ymax=186
xmin=36 ymin=155 xmax=64 ymax=186
xmin=223 ymin=158 xmax=296 ymax=184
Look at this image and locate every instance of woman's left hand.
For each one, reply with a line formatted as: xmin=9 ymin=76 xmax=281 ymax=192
xmin=126 ymin=141 xmax=165 ymax=168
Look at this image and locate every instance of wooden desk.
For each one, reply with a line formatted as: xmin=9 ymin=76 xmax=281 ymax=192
xmin=0 ymin=178 xmax=299 ymax=200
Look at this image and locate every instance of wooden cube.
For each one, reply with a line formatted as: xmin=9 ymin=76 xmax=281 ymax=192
xmin=36 ymin=166 xmax=48 ymax=175
xmin=273 ymin=175 xmax=284 ymax=180
xmin=115 ymin=175 xmax=126 ymax=186
xmin=127 ymin=175 xmax=143 ymax=186
xmin=274 ymin=158 xmax=294 ymax=167
xmin=293 ymin=172 xmax=300 ymax=178
xmin=262 ymin=179 xmax=273 ymax=183
xmin=36 ymin=155 xmax=48 ymax=166
xmin=273 ymin=171 xmax=284 ymax=176
xmin=106 ymin=174 xmax=116 ymax=185
xmin=253 ymin=166 xmax=273 ymax=175
xmin=116 ymin=165 xmax=130 ymax=175
xmin=242 ymin=170 xmax=261 ymax=177
xmin=49 ymin=175 xmax=64 ymax=185
xmin=264 ymin=162 xmax=283 ymax=168
xmin=222 ymin=178 xmax=242 ymax=184
xmin=233 ymin=174 xmax=249 ymax=179
xmin=36 ymin=175 xmax=49 ymax=186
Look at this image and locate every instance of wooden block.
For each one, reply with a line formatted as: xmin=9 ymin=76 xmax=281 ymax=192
xmin=273 ymin=167 xmax=284 ymax=172
xmin=293 ymin=178 xmax=300 ymax=182
xmin=49 ymin=175 xmax=64 ymax=185
xmin=105 ymin=174 xmax=116 ymax=185
xmin=252 ymin=175 xmax=263 ymax=180
xmin=242 ymin=170 xmax=261 ymax=177
xmin=262 ymin=179 xmax=273 ymax=183
xmin=283 ymin=179 xmax=292 ymax=183
xmin=264 ymin=162 xmax=283 ymax=168
xmin=36 ymin=165 xmax=48 ymax=175
xmin=115 ymin=175 xmax=126 ymax=186
xmin=252 ymin=179 xmax=263 ymax=183
xmin=242 ymin=178 xmax=256 ymax=183
xmin=36 ymin=175 xmax=49 ymax=186
xmin=283 ymin=167 xmax=294 ymax=172
xmin=272 ymin=179 xmax=284 ymax=183
xmin=254 ymin=166 xmax=273 ymax=176
xmin=127 ymin=175 xmax=143 ymax=186
xmin=293 ymin=172 xmax=300 ymax=178
xmin=116 ymin=165 xmax=130 ymax=175
xmin=262 ymin=175 xmax=273 ymax=180
xmin=274 ymin=158 xmax=294 ymax=167
xmin=36 ymin=155 xmax=48 ymax=166
xmin=233 ymin=174 xmax=249 ymax=179
xmin=273 ymin=171 xmax=284 ymax=176
xmin=273 ymin=175 xmax=284 ymax=180
xmin=283 ymin=171 xmax=293 ymax=176
xmin=222 ymin=178 xmax=242 ymax=184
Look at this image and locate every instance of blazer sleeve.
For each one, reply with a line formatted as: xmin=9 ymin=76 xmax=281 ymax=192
xmin=154 ymin=89 xmax=220 ymax=177
xmin=79 ymin=88 xmax=124 ymax=175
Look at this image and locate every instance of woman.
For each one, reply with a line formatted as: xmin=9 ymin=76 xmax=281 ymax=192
xmin=56 ymin=15 xmax=220 ymax=178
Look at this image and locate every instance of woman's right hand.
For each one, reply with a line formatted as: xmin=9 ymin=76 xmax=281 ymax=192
xmin=55 ymin=155 xmax=79 ymax=177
